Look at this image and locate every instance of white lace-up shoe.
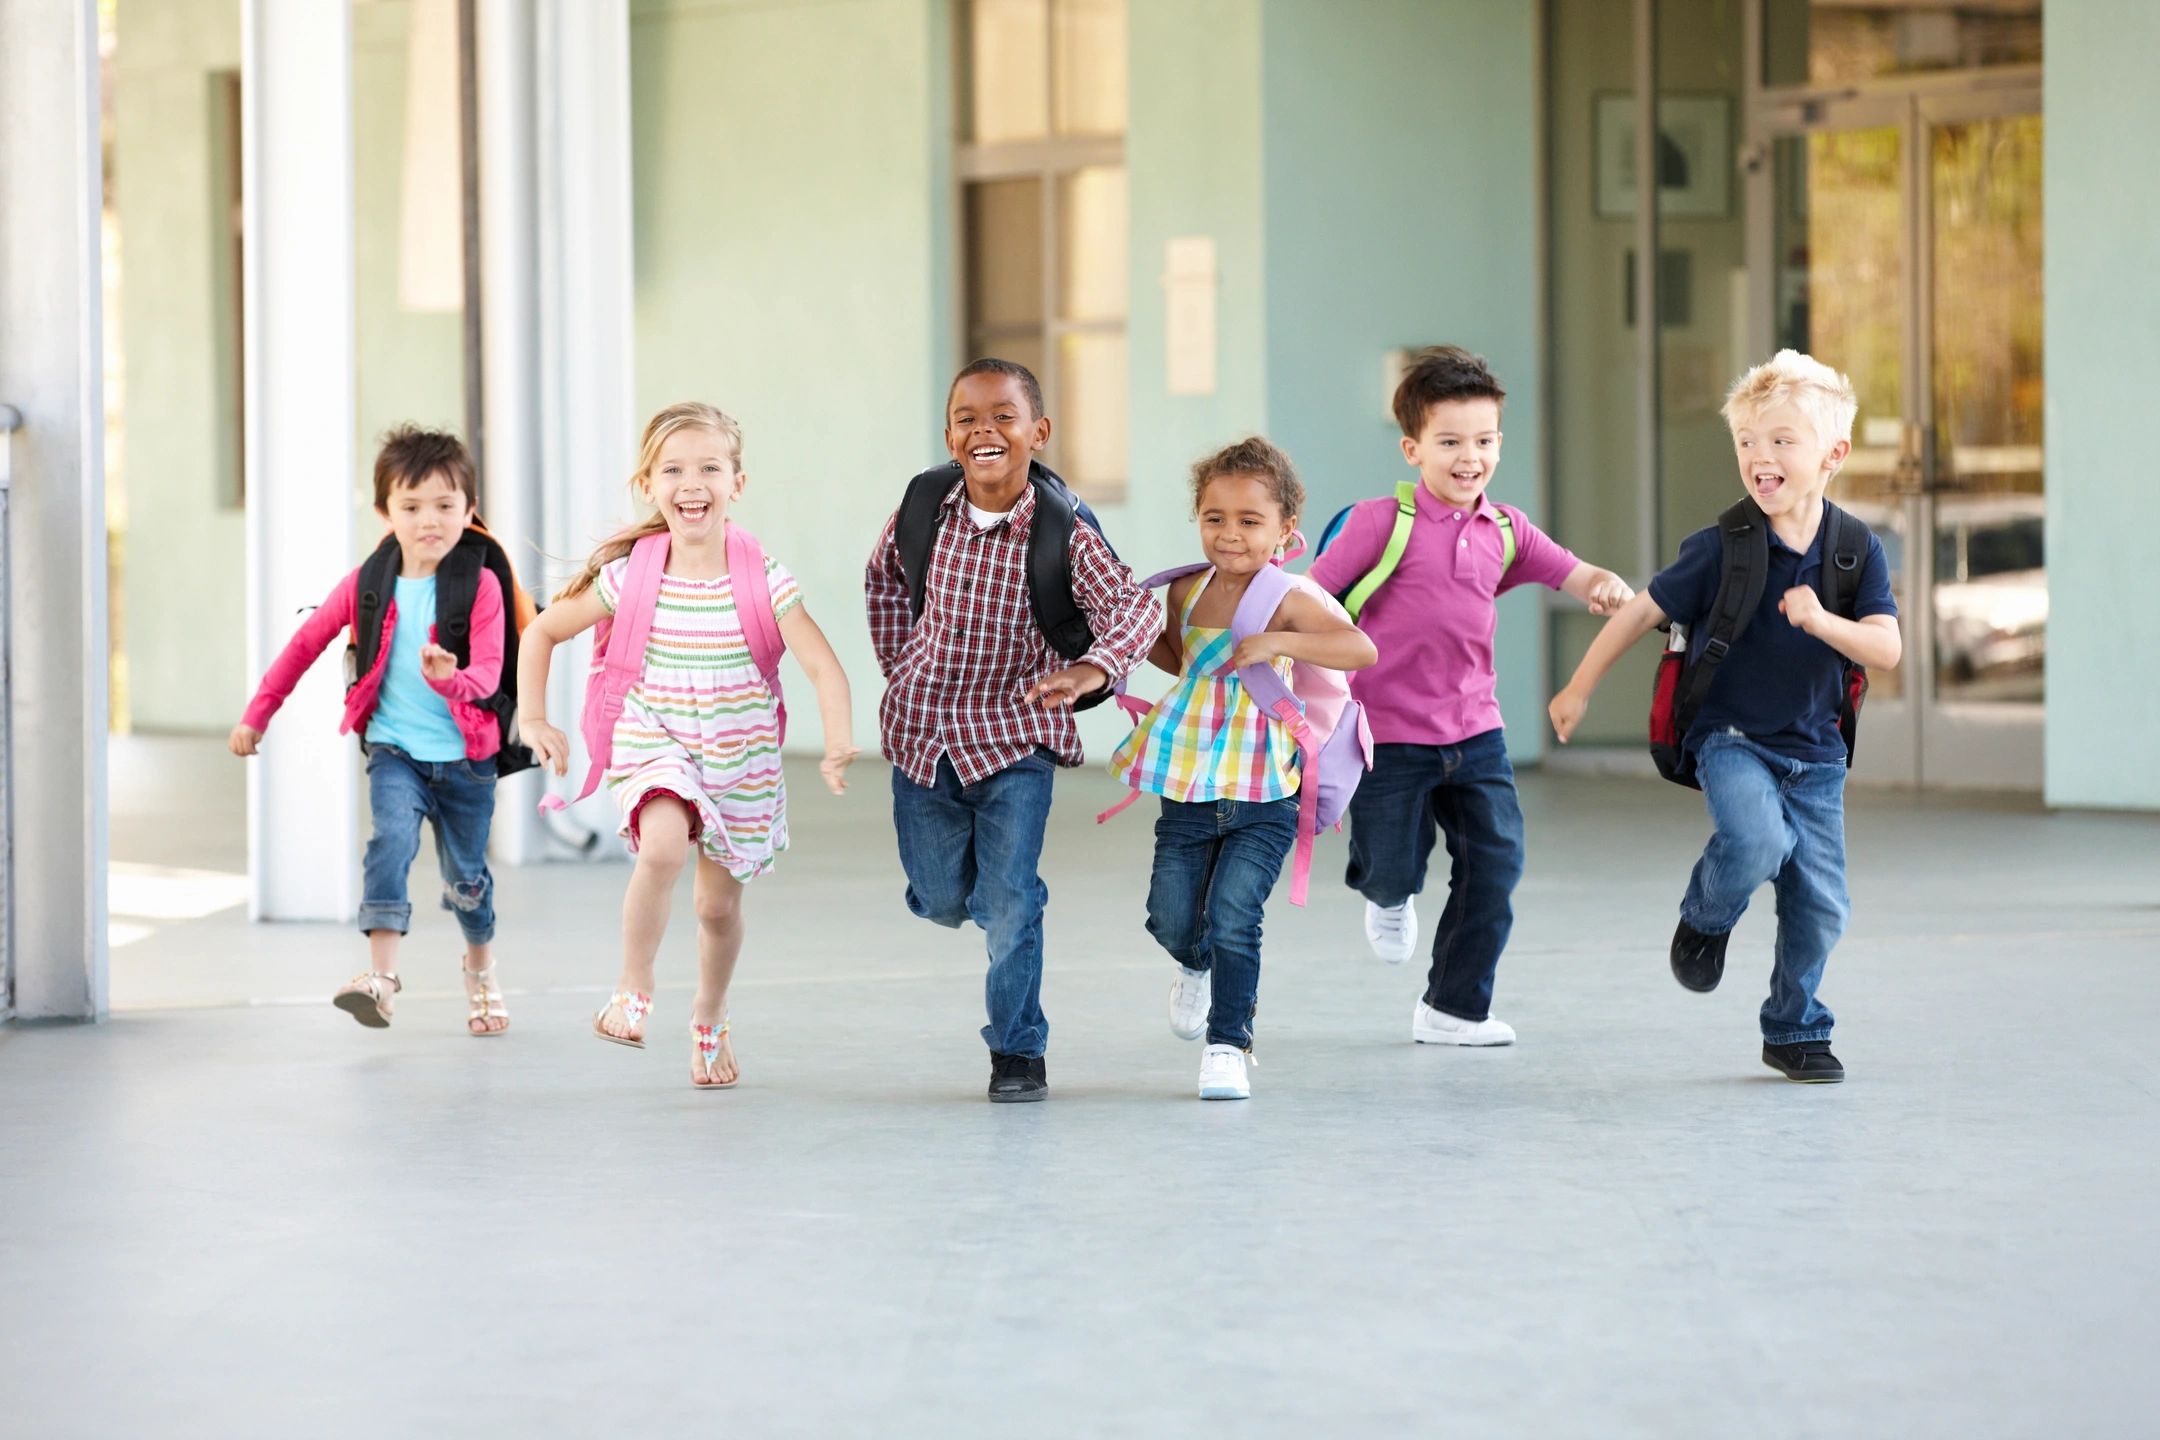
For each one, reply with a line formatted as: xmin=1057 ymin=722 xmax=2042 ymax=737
xmin=1197 ymin=1044 xmax=1252 ymax=1100
xmin=1364 ymin=897 xmax=1417 ymax=964
xmin=1168 ymin=965 xmax=1210 ymax=1041
xmin=1412 ymin=1001 xmax=1515 ymax=1046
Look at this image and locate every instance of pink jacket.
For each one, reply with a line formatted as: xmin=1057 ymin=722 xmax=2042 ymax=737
xmin=242 ymin=565 xmax=506 ymax=759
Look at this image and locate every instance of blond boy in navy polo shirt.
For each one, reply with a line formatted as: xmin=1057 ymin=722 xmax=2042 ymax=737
xmin=1550 ymin=351 xmax=1902 ymax=1082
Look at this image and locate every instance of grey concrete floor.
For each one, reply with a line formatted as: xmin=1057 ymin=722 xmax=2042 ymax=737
xmin=6 ymin=736 xmax=2160 ymax=1438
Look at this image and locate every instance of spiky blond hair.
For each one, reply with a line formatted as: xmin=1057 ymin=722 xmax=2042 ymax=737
xmin=1721 ymin=349 xmax=1858 ymax=446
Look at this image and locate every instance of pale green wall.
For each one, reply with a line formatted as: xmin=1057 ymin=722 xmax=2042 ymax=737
xmin=2043 ymin=1 xmax=2160 ymax=809
xmin=630 ymin=0 xmax=945 ymax=756
xmin=1256 ymin=0 xmax=1549 ymax=760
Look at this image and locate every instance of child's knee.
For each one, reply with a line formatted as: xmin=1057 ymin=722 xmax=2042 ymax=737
xmin=441 ymin=872 xmax=491 ymax=914
xmin=694 ymin=884 xmax=741 ymax=929
xmin=1145 ymin=903 xmax=1202 ymax=960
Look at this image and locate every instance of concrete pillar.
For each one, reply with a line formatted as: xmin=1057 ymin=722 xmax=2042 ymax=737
xmin=242 ymin=0 xmax=359 ymax=919
xmin=0 ymin=0 xmax=111 ymax=1020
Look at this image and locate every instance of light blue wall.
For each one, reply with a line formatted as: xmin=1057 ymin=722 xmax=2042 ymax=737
xmin=1257 ymin=0 xmax=1549 ymax=760
xmin=2043 ymin=2 xmax=2160 ymax=809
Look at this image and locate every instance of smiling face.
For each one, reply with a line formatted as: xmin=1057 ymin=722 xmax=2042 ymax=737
xmin=945 ymin=372 xmax=1049 ymax=492
xmin=642 ymin=425 xmax=744 ymax=542
xmin=1401 ymin=396 xmax=1504 ymax=507
xmin=377 ymin=470 xmax=475 ymax=576
xmin=1729 ymin=399 xmax=1849 ymax=521
xmin=1196 ymin=473 xmax=1297 ymax=577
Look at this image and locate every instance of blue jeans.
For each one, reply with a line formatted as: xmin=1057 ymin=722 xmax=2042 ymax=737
xmin=359 ymin=745 xmax=498 ymax=945
xmin=1344 ymin=730 xmax=1525 ymax=1023
xmin=1681 ymin=730 xmax=1850 ymax=1045
xmin=1144 ymin=796 xmax=1299 ymax=1050
xmin=890 ymin=750 xmax=1057 ymax=1058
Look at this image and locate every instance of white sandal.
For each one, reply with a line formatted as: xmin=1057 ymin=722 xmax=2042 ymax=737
xmin=333 ymin=971 xmax=400 ymax=1029
xmin=594 ymin=990 xmax=653 ymax=1049
xmin=463 ymin=963 xmax=509 ymax=1036
xmin=691 ymin=1018 xmax=737 ymax=1090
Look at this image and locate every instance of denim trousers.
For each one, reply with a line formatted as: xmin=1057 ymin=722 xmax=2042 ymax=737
xmin=1343 ymin=728 xmax=1526 ymax=1022
xmin=1144 ymin=795 xmax=1299 ymax=1050
xmin=359 ymin=745 xmax=498 ymax=945
xmin=890 ymin=749 xmax=1057 ymax=1058
xmin=1680 ymin=730 xmax=1850 ymax=1045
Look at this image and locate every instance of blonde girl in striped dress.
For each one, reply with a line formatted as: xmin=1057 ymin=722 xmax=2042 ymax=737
xmin=519 ymin=404 xmax=857 ymax=1088
xmin=1109 ymin=438 xmax=1376 ymax=1101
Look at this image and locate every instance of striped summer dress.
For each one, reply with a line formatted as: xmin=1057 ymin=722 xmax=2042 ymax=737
xmin=595 ymin=553 xmax=803 ymax=880
xmin=1109 ymin=570 xmax=1301 ymax=804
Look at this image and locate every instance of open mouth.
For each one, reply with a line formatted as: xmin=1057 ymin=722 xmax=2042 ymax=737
xmin=1752 ymin=472 xmax=1786 ymax=498
xmin=968 ymin=445 xmax=1009 ymax=466
xmin=675 ymin=500 xmax=711 ymax=523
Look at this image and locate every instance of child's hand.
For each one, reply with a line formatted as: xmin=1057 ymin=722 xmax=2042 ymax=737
xmin=1778 ymin=585 xmax=1825 ymax=633
xmin=228 ymin=723 xmax=263 ymax=757
xmin=525 ymin=720 xmax=571 ymax=777
xmin=1229 ymin=632 xmax=1284 ymax=669
xmin=420 ymin=642 xmax=460 ymax=683
xmin=819 ymin=743 xmax=860 ymax=795
xmin=1548 ymin=687 xmax=1588 ymax=744
xmin=1023 ymin=663 xmax=1108 ymax=709
xmin=1585 ymin=573 xmax=1637 ymax=616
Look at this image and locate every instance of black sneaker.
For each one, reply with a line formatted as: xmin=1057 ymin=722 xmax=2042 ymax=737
xmin=1669 ymin=919 xmax=1731 ymax=993
xmin=1762 ymin=1041 xmax=1845 ymax=1084
xmin=988 ymin=1052 xmax=1048 ymax=1103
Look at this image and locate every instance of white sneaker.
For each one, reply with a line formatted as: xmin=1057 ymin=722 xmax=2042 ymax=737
xmin=1198 ymin=1044 xmax=1252 ymax=1100
xmin=1364 ymin=897 xmax=1417 ymax=964
xmin=1412 ymin=1000 xmax=1515 ymax=1046
xmin=1168 ymin=965 xmax=1211 ymax=1041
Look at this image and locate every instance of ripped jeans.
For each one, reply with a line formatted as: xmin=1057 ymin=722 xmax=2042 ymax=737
xmin=359 ymin=744 xmax=497 ymax=945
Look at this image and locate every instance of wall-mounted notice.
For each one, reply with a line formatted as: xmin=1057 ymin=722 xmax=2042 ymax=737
xmin=1164 ymin=236 xmax=1218 ymax=397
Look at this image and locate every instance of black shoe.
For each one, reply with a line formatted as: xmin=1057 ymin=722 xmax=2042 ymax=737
xmin=988 ymin=1052 xmax=1048 ymax=1103
xmin=1762 ymin=1041 xmax=1845 ymax=1084
xmin=1669 ymin=919 xmax=1731 ymax=993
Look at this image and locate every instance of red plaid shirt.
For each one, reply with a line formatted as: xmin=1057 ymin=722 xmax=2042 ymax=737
xmin=866 ymin=478 xmax=1161 ymax=786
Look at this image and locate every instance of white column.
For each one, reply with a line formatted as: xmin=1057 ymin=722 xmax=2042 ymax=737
xmin=243 ymin=0 xmax=359 ymax=921
xmin=0 ymin=0 xmax=108 ymax=1019
xmin=535 ymin=0 xmax=638 ymax=841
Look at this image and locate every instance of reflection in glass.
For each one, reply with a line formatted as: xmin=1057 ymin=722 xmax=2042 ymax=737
xmin=968 ymin=0 xmax=1049 ymax=143
xmin=1763 ymin=0 xmax=2041 ymax=88
xmin=1054 ymin=332 xmax=1126 ymax=500
xmin=965 ymin=179 xmax=1043 ymax=331
xmin=1057 ymin=167 xmax=1125 ymax=322
xmin=1052 ymin=0 xmax=1125 ymax=136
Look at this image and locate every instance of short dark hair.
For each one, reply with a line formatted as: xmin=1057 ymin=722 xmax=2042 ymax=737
xmin=1392 ymin=345 xmax=1506 ymax=437
xmin=372 ymin=425 xmax=477 ymax=511
xmin=949 ymin=357 xmax=1045 ymax=420
xmin=1190 ymin=436 xmax=1304 ymax=522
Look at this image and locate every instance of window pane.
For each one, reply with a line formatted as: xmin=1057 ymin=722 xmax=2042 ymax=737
xmin=1052 ymin=0 xmax=1125 ymax=137
xmin=1057 ymin=166 xmax=1126 ymax=322
xmin=968 ymin=0 xmax=1049 ymax=143
xmin=966 ymin=179 xmax=1044 ymax=331
xmin=1054 ymin=331 xmax=1126 ymax=500
xmin=1763 ymin=0 xmax=2041 ymax=88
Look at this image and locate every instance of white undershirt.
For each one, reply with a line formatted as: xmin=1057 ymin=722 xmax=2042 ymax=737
xmin=966 ymin=501 xmax=1010 ymax=531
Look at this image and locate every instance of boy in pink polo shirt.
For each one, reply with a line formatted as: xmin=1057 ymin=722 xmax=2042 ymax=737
xmin=1307 ymin=347 xmax=1633 ymax=1045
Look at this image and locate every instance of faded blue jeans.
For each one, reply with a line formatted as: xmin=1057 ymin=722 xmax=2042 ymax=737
xmin=1680 ymin=730 xmax=1850 ymax=1045
xmin=1144 ymin=795 xmax=1299 ymax=1050
xmin=891 ymin=749 xmax=1057 ymax=1058
xmin=358 ymin=745 xmax=497 ymax=944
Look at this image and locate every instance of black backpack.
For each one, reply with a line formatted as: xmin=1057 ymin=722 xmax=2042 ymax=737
xmin=893 ymin=458 xmax=1116 ymax=712
xmin=349 ymin=528 xmax=539 ymax=776
xmin=1647 ymin=497 xmax=1872 ymax=789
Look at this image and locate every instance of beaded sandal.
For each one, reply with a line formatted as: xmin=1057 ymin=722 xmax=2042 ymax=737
xmin=463 ymin=963 xmax=509 ymax=1036
xmin=594 ymin=990 xmax=653 ymax=1049
xmin=691 ymin=1018 xmax=737 ymax=1090
xmin=333 ymin=971 xmax=400 ymax=1029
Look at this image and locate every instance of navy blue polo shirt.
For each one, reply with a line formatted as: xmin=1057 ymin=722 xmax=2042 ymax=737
xmin=1647 ymin=501 xmax=1897 ymax=763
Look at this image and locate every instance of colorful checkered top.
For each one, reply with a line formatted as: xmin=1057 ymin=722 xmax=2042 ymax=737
xmin=1108 ymin=571 xmax=1301 ymax=805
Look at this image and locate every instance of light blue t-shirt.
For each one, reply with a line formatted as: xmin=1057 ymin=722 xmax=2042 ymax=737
xmin=364 ymin=574 xmax=467 ymax=762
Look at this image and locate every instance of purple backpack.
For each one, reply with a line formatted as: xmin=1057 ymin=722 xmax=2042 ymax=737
xmin=1102 ymin=558 xmax=1373 ymax=906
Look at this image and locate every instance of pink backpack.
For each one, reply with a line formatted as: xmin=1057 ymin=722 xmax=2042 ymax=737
xmin=539 ymin=523 xmax=787 ymax=814
xmin=1101 ymin=555 xmax=1373 ymax=906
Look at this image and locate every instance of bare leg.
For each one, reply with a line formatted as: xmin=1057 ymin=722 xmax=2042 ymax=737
xmin=600 ymin=798 xmax=691 ymax=1041
xmin=689 ymin=857 xmax=744 ymax=1086
xmin=461 ymin=940 xmax=506 ymax=1034
xmin=365 ymin=929 xmax=402 ymax=1018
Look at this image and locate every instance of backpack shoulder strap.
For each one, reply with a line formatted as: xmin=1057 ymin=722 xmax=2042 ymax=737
xmin=1226 ymin=565 xmax=1300 ymax=716
xmin=1816 ymin=501 xmax=1869 ymax=620
xmin=725 ymin=523 xmax=786 ymax=684
xmin=351 ymin=535 xmax=402 ymax=677
xmin=1025 ymin=464 xmax=1093 ymax=661
xmin=542 ymin=532 xmax=669 ymax=815
xmin=433 ymin=536 xmax=484 ymax=667
xmin=895 ymin=464 xmax=961 ymax=623
xmin=1342 ymin=481 xmax=1420 ymax=620
xmin=1675 ymin=498 xmax=1770 ymax=729
xmin=1493 ymin=507 xmax=1518 ymax=571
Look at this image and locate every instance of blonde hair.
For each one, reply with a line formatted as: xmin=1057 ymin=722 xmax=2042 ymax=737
xmin=1721 ymin=349 xmax=1858 ymax=446
xmin=557 ymin=402 xmax=745 ymax=600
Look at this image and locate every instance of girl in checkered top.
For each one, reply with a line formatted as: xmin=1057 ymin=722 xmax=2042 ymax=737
xmin=519 ymin=403 xmax=858 ymax=1089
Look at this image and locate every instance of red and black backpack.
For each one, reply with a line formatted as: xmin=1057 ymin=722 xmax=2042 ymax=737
xmin=1648 ymin=497 xmax=1872 ymax=789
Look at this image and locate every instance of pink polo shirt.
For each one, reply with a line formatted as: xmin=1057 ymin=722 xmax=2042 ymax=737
xmin=1306 ymin=486 xmax=1578 ymax=747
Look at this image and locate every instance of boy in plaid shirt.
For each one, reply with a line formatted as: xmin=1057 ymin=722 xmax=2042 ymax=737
xmin=866 ymin=359 xmax=1160 ymax=1102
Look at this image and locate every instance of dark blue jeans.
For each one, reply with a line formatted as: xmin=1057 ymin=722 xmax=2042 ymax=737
xmin=359 ymin=745 xmax=497 ymax=945
xmin=1344 ymin=729 xmax=1525 ymax=1023
xmin=1144 ymin=796 xmax=1299 ymax=1050
xmin=1681 ymin=730 xmax=1850 ymax=1045
xmin=891 ymin=750 xmax=1057 ymax=1058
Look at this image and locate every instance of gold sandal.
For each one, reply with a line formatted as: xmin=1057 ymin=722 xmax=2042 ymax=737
xmin=594 ymin=990 xmax=653 ymax=1049
xmin=463 ymin=963 xmax=509 ymax=1036
xmin=691 ymin=1018 xmax=737 ymax=1090
xmin=333 ymin=971 xmax=400 ymax=1028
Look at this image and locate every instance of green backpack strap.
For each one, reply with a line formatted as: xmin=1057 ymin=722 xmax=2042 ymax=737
xmin=1343 ymin=480 xmax=1420 ymax=620
xmin=1494 ymin=507 xmax=1517 ymax=571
